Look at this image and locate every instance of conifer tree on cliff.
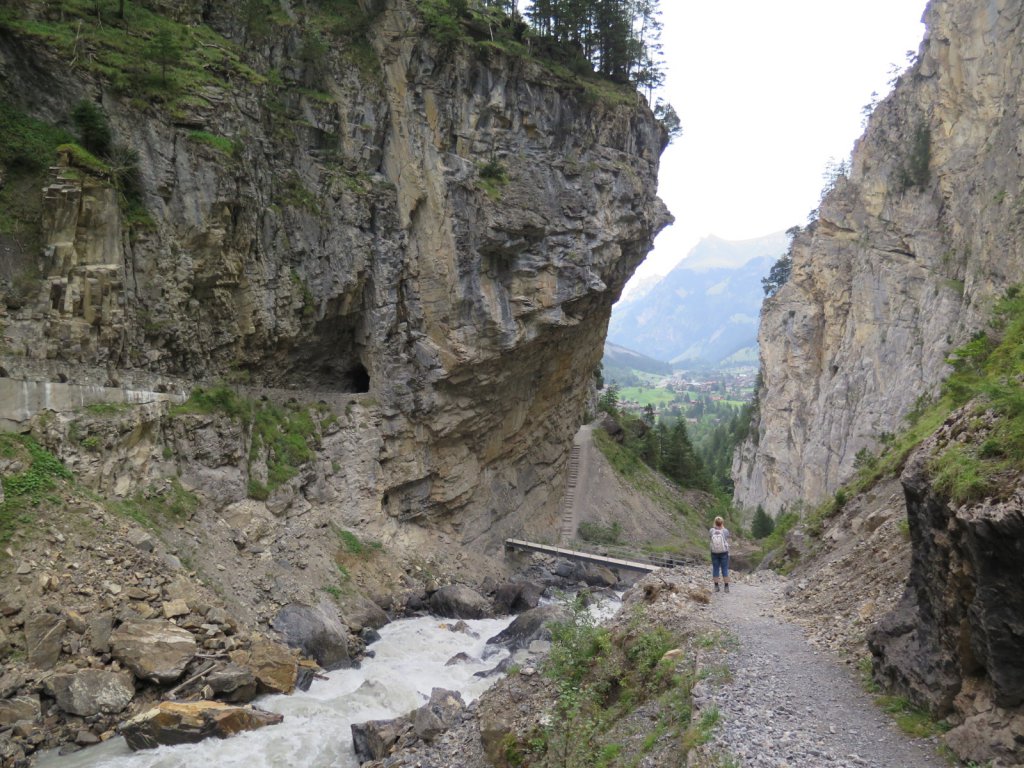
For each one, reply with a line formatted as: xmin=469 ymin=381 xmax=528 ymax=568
xmin=524 ymin=0 xmax=665 ymax=90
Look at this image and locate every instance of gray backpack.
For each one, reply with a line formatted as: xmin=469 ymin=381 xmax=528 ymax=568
xmin=710 ymin=528 xmax=728 ymax=554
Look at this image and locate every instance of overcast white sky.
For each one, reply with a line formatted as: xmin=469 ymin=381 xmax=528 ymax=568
xmin=634 ymin=0 xmax=928 ymax=282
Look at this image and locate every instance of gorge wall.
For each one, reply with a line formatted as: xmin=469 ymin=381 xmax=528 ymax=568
xmin=733 ymin=0 xmax=1024 ymax=514
xmin=731 ymin=0 xmax=1024 ymax=762
xmin=0 ymin=0 xmax=669 ymax=551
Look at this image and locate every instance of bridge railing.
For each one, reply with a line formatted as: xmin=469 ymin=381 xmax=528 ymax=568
xmin=563 ymin=540 xmax=694 ymax=569
xmin=505 ymin=538 xmax=697 ymax=573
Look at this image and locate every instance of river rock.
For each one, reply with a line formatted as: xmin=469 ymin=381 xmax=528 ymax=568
xmin=412 ymin=688 xmax=465 ymax=741
xmin=87 ymin=614 xmax=113 ymax=653
xmin=120 ymin=701 xmax=283 ymax=751
xmin=47 ymin=669 xmax=134 ymax=716
xmin=351 ymin=717 xmax=412 ymax=764
xmin=581 ymin=564 xmax=618 ymax=588
xmin=493 ymin=580 xmax=543 ymax=614
xmin=271 ymin=602 xmax=351 ymax=671
xmin=0 ymin=695 xmax=40 ymax=725
xmin=339 ymin=595 xmax=389 ymax=633
xmin=233 ymin=638 xmax=298 ymax=695
xmin=486 ymin=603 xmax=569 ymax=653
xmin=24 ymin=612 xmax=66 ymax=669
xmin=110 ymin=620 xmax=197 ymax=683
xmin=428 ymin=584 xmax=493 ymax=620
xmin=206 ymin=663 xmax=258 ymax=703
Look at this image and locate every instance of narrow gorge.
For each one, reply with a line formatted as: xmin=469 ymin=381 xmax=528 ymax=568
xmin=734 ymin=0 xmax=1024 ymax=763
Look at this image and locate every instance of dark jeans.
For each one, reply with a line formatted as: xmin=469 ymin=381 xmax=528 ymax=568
xmin=711 ymin=552 xmax=729 ymax=580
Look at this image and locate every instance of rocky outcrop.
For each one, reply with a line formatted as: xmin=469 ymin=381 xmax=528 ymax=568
xmin=867 ymin=408 xmax=1024 ymax=766
xmin=0 ymin=0 xmax=668 ymax=555
xmin=0 ymin=1 xmax=666 ymax=759
xmin=734 ymin=0 xmax=1024 ymax=513
xmin=351 ymin=687 xmax=466 ymax=764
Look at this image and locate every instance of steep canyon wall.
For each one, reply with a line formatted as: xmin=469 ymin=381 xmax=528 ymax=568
xmin=734 ymin=0 xmax=1024 ymax=513
xmin=0 ymin=0 xmax=668 ymax=551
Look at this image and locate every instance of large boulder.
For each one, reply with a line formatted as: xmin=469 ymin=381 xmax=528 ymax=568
xmin=351 ymin=717 xmax=412 ymax=764
xmin=206 ymin=663 xmax=258 ymax=703
xmin=350 ymin=688 xmax=465 ymax=763
xmin=271 ymin=602 xmax=351 ymax=671
xmin=231 ymin=639 xmax=298 ymax=695
xmin=487 ymin=604 xmax=569 ymax=654
xmin=428 ymin=585 xmax=492 ymax=620
xmin=339 ymin=595 xmax=389 ymax=633
xmin=24 ymin=613 xmax=66 ymax=669
xmin=493 ymin=581 xmax=543 ymax=615
xmin=47 ymin=669 xmax=134 ymax=717
xmin=120 ymin=701 xmax=283 ymax=751
xmin=581 ymin=564 xmax=618 ymax=588
xmin=110 ymin=620 xmax=197 ymax=683
xmin=412 ymin=688 xmax=465 ymax=741
xmin=0 ymin=695 xmax=40 ymax=726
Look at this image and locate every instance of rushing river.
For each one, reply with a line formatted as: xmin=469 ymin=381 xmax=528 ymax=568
xmin=37 ymin=613 xmax=519 ymax=768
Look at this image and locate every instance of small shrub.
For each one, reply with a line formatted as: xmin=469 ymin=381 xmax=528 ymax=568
xmin=931 ymin=444 xmax=990 ymax=504
xmin=188 ymin=130 xmax=237 ymax=156
xmin=247 ymin=479 xmax=269 ymax=500
xmin=577 ymin=520 xmax=622 ymax=545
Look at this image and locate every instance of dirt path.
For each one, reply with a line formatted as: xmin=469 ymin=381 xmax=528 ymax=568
xmin=691 ymin=574 xmax=949 ymax=768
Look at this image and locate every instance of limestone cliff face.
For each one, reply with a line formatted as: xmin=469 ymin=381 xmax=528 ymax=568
xmin=0 ymin=1 xmax=668 ymax=548
xmin=734 ymin=0 xmax=1024 ymax=513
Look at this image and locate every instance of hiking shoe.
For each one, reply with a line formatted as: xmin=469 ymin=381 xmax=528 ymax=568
xmin=714 ymin=584 xmax=720 ymax=592
xmin=724 ymin=584 xmax=730 ymax=593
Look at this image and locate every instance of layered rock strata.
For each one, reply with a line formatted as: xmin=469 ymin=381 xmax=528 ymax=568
xmin=0 ymin=1 xmax=668 ymax=550
xmin=734 ymin=0 xmax=1024 ymax=513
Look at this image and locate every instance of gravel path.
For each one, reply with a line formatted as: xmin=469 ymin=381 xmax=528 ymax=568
xmin=693 ymin=574 xmax=949 ymax=768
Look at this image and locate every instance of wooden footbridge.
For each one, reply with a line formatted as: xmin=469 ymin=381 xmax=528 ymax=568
xmin=504 ymin=539 xmax=691 ymax=574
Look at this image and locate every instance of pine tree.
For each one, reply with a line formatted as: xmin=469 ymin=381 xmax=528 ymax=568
xmin=751 ymin=505 xmax=775 ymax=539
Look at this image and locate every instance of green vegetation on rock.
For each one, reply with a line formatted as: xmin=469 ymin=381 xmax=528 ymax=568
xmin=501 ymin=597 xmax=713 ymax=766
xmin=111 ymin=479 xmax=198 ymax=530
xmin=0 ymin=435 xmax=73 ymax=548
xmin=772 ymin=286 xmax=1024 ymax=568
xmin=174 ymin=385 xmax=330 ymax=498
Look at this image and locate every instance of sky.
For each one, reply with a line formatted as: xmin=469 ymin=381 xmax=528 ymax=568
xmin=634 ymin=0 xmax=928 ymax=283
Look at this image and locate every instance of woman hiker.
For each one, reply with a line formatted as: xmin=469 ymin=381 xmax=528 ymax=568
xmin=710 ymin=516 xmax=730 ymax=592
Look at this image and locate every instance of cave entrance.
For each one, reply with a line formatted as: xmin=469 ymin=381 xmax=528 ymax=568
xmin=346 ymin=364 xmax=370 ymax=393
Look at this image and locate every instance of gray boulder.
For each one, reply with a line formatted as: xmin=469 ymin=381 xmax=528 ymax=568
xmin=24 ymin=613 xmax=65 ymax=669
xmin=487 ymin=603 xmax=569 ymax=653
xmin=340 ymin=595 xmax=389 ymax=633
xmin=111 ymin=620 xmax=197 ymax=683
xmin=493 ymin=580 xmax=543 ymax=614
xmin=351 ymin=717 xmax=412 ymax=764
xmin=271 ymin=601 xmax=351 ymax=671
xmin=413 ymin=688 xmax=465 ymax=741
xmin=581 ymin=564 xmax=618 ymax=588
xmin=0 ymin=695 xmax=40 ymax=726
xmin=206 ymin=663 xmax=258 ymax=703
xmin=428 ymin=584 xmax=492 ymax=620
xmin=48 ymin=669 xmax=134 ymax=716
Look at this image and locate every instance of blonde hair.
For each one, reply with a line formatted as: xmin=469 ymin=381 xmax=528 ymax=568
xmin=714 ymin=516 xmax=724 ymax=526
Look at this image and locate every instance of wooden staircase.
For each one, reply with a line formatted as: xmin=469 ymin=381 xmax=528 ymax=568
xmin=559 ymin=443 xmax=581 ymax=545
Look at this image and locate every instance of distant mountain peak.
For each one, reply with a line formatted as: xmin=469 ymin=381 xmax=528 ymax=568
xmin=674 ymin=231 xmax=790 ymax=273
xmin=610 ymin=230 xmax=790 ymax=366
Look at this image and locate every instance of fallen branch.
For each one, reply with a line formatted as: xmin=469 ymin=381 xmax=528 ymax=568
xmin=165 ymin=661 xmax=217 ymax=700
